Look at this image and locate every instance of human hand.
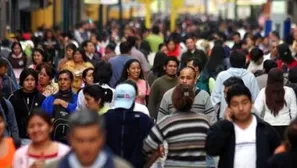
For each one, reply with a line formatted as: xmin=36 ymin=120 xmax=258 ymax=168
xmin=225 ymin=107 xmax=233 ymax=122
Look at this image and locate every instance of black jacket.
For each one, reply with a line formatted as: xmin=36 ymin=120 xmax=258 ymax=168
xmin=103 ymin=108 xmax=154 ymax=168
xmin=9 ymin=89 xmax=45 ymax=138
xmin=206 ymin=115 xmax=280 ymax=168
xmin=180 ymin=49 xmax=207 ymax=69
xmin=268 ymin=150 xmax=297 ymax=168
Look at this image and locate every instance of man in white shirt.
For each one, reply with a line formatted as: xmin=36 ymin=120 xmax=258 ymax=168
xmin=206 ymin=84 xmax=280 ymax=168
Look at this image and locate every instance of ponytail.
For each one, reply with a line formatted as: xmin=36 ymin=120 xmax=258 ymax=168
xmin=102 ymin=88 xmax=113 ymax=103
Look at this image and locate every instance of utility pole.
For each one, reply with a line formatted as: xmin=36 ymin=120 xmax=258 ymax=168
xmin=0 ymin=0 xmax=7 ymax=40
xmin=118 ymin=0 xmax=123 ymax=38
xmin=62 ymin=0 xmax=70 ymax=32
xmin=98 ymin=4 xmax=104 ymax=33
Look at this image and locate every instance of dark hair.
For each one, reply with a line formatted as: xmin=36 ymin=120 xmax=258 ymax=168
xmin=278 ymin=43 xmax=294 ymax=64
xmin=226 ymin=84 xmax=252 ymax=105
xmin=58 ymin=69 xmax=74 ymax=82
xmin=164 ymin=56 xmax=179 ymax=67
xmin=1 ymin=39 xmax=10 ymax=47
xmin=82 ymin=40 xmax=93 ymax=49
xmin=36 ymin=63 xmax=56 ymax=80
xmin=11 ymin=42 xmax=23 ymax=52
xmin=266 ymin=68 xmax=286 ymax=116
xmin=158 ymin=43 xmax=166 ymax=51
xmin=0 ymin=58 xmax=8 ymax=68
xmin=116 ymin=59 xmax=144 ymax=86
xmin=19 ymin=68 xmax=38 ymax=87
xmin=151 ymin=52 xmax=167 ymax=76
xmin=68 ymin=110 xmax=105 ymax=134
xmin=152 ymin=25 xmax=160 ymax=35
xmin=288 ymin=67 xmax=297 ymax=83
xmin=120 ymin=41 xmax=132 ymax=54
xmin=206 ymin=46 xmax=225 ymax=74
xmin=250 ymin=47 xmax=264 ymax=62
xmin=233 ymin=32 xmax=241 ymax=38
xmin=271 ymin=31 xmax=280 ymax=40
xmin=165 ymin=37 xmax=177 ymax=46
xmin=83 ymin=85 xmax=113 ymax=106
xmin=73 ymin=48 xmax=88 ymax=62
xmin=32 ymin=48 xmax=45 ymax=64
xmin=93 ymin=61 xmax=112 ymax=84
xmin=123 ymin=80 xmax=138 ymax=93
xmin=172 ymin=84 xmax=194 ymax=111
xmin=0 ymin=109 xmax=3 ymax=120
xmin=187 ymin=58 xmax=202 ymax=72
xmin=230 ymin=50 xmax=246 ymax=68
xmin=66 ymin=43 xmax=77 ymax=51
xmin=263 ymin=60 xmax=277 ymax=74
xmin=106 ymin=43 xmax=116 ymax=51
xmin=184 ymin=34 xmax=195 ymax=41
xmin=82 ymin=67 xmax=94 ymax=81
xmin=126 ymin=36 xmax=137 ymax=47
xmin=26 ymin=109 xmax=52 ymax=128
xmin=223 ymin=77 xmax=244 ymax=87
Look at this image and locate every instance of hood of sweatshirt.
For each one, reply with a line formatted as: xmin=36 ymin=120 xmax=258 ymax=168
xmin=226 ymin=68 xmax=250 ymax=78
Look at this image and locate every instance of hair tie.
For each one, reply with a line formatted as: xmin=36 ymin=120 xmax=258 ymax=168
xmin=105 ymin=91 xmax=107 ymax=95
xmin=184 ymin=91 xmax=189 ymax=96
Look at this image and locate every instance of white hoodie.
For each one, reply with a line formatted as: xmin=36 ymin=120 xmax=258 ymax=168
xmin=211 ymin=68 xmax=260 ymax=119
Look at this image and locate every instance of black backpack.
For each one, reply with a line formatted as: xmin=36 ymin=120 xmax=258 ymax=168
xmin=52 ymin=93 xmax=73 ymax=144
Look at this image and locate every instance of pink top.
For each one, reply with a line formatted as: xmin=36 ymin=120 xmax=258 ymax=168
xmin=135 ymin=79 xmax=150 ymax=105
xmin=13 ymin=142 xmax=70 ymax=168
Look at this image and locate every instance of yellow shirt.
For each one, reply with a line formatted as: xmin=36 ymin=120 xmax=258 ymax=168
xmin=62 ymin=61 xmax=93 ymax=93
xmin=98 ymin=105 xmax=109 ymax=115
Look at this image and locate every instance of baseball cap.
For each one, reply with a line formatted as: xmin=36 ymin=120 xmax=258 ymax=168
xmin=114 ymin=83 xmax=136 ymax=109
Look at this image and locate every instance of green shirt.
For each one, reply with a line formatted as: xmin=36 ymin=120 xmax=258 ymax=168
xmin=145 ymin=34 xmax=164 ymax=52
xmin=98 ymin=105 xmax=110 ymax=115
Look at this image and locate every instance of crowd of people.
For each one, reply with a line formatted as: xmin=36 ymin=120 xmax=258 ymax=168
xmin=1 ymin=18 xmax=297 ymax=168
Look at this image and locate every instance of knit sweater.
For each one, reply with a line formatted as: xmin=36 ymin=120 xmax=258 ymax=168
xmin=148 ymin=75 xmax=178 ymax=119
xmin=157 ymin=87 xmax=217 ymax=125
xmin=143 ymin=112 xmax=210 ymax=168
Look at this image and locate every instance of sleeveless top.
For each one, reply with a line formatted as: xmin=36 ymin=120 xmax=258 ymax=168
xmin=0 ymin=137 xmax=16 ymax=168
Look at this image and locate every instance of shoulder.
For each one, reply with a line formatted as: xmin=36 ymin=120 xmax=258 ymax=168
xmin=134 ymin=103 xmax=150 ymax=116
xmin=85 ymin=62 xmax=93 ymax=68
xmin=163 ymin=87 xmax=174 ymax=97
xmin=56 ymin=142 xmax=70 ymax=154
xmin=268 ymin=152 xmax=288 ymax=167
xmin=197 ymin=89 xmax=210 ymax=97
xmin=15 ymin=145 xmax=29 ymax=156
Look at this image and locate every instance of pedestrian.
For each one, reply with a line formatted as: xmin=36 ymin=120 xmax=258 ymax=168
xmin=256 ymin=60 xmax=277 ymax=90
xmin=28 ymin=48 xmax=46 ymax=70
xmin=45 ymin=110 xmax=133 ymax=168
xmin=206 ymin=84 xmax=280 ymax=168
xmin=36 ymin=63 xmax=58 ymax=97
xmin=254 ymin=68 xmax=297 ymax=139
xmin=143 ymin=83 xmax=210 ymax=168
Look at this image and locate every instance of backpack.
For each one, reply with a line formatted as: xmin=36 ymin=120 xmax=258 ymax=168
xmin=52 ymin=93 xmax=73 ymax=144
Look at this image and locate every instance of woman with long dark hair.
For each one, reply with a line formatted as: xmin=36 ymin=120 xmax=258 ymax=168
xmin=148 ymin=52 xmax=167 ymax=86
xmin=204 ymin=45 xmax=226 ymax=77
xmin=276 ymin=43 xmax=297 ymax=71
xmin=8 ymin=42 xmax=27 ymax=81
xmin=254 ymin=68 xmax=297 ymax=139
xmin=28 ymin=48 xmax=46 ymax=70
xmin=117 ymin=59 xmax=150 ymax=105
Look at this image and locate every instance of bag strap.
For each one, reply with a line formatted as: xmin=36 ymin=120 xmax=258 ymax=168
xmin=194 ymin=89 xmax=201 ymax=97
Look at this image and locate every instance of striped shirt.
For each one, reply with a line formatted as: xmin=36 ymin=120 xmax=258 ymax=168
xmin=157 ymin=87 xmax=217 ymax=125
xmin=143 ymin=112 xmax=210 ymax=168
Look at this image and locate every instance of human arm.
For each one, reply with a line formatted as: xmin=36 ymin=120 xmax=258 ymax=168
xmin=157 ymin=92 xmax=170 ymax=122
xmin=41 ymin=96 xmax=54 ymax=116
xmin=253 ymin=89 xmax=265 ymax=118
xmin=288 ymin=88 xmax=297 ymax=120
xmin=208 ymin=77 xmax=215 ymax=94
xmin=53 ymin=94 xmax=78 ymax=113
xmin=249 ymin=75 xmax=260 ymax=101
xmin=206 ymin=120 xmax=233 ymax=156
xmin=204 ymin=92 xmax=217 ymax=125
xmin=148 ymin=82 xmax=159 ymax=119
xmin=5 ymin=99 xmax=20 ymax=143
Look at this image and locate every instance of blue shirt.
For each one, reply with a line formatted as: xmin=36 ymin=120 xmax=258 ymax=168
xmin=108 ymin=55 xmax=132 ymax=88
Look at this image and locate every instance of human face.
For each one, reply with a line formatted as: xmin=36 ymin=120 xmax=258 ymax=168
xmin=167 ymin=41 xmax=176 ymax=51
xmin=0 ymin=115 xmax=5 ymax=138
xmin=84 ymin=94 xmax=100 ymax=112
xmin=84 ymin=70 xmax=94 ymax=85
xmin=23 ymin=75 xmax=36 ymax=92
xmin=33 ymin=51 xmax=43 ymax=65
xmin=233 ymin=35 xmax=241 ymax=44
xmin=0 ymin=66 xmax=7 ymax=76
xmin=246 ymin=37 xmax=254 ymax=48
xmin=70 ymin=125 xmax=104 ymax=167
xmin=127 ymin=62 xmax=141 ymax=79
xmin=13 ymin=44 xmax=22 ymax=55
xmin=179 ymin=68 xmax=196 ymax=87
xmin=58 ymin=73 xmax=72 ymax=91
xmin=86 ymin=42 xmax=95 ymax=53
xmin=164 ymin=60 xmax=178 ymax=77
xmin=27 ymin=116 xmax=52 ymax=143
xmin=38 ymin=68 xmax=51 ymax=86
xmin=73 ymin=51 xmax=84 ymax=63
xmin=228 ymin=95 xmax=253 ymax=122
xmin=90 ymin=35 xmax=97 ymax=44
xmin=66 ymin=48 xmax=74 ymax=59
xmin=186 ymin=38 xmax=195 ymax=51
xmin=271 ymin=43 xmax=278 ymax=57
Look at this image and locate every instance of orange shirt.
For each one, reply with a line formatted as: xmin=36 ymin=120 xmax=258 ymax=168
xmin=0 ymin=137 xmax=16 ymax=168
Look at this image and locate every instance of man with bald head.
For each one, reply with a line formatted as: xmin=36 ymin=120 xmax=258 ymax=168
xmin=157 ymin=66 xmax=217 ymax=124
